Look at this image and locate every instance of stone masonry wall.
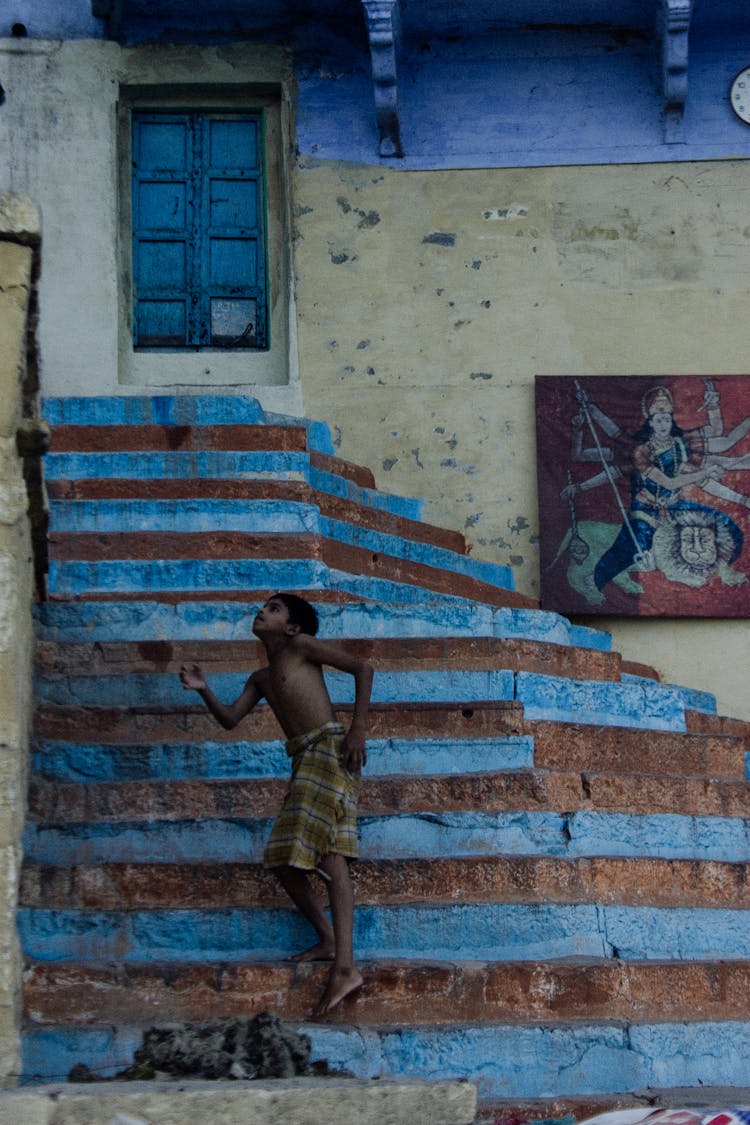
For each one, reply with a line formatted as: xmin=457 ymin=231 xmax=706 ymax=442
xmin=0 ymin=193 xmax=41 ymax=1084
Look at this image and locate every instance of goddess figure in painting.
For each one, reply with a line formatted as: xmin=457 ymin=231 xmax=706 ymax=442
xmin=559 ymin=381 xmax=750 ymax=599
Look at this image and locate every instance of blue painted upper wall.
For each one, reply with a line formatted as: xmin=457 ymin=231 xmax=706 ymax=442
xmin=4 ymin=0 xmax=750 ymax=168
xmin=294 ymin=24 xmax=750 ymax=168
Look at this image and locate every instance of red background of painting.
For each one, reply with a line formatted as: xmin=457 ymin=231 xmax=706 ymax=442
xmin=536 ymin=374 xmax=750 ymax=617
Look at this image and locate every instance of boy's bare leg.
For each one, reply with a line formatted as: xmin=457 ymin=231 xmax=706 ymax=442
xmin=311 ymin=853 xmax=363 ymax=1017
xmin=275 ymin=866 xmax=335 ymax=961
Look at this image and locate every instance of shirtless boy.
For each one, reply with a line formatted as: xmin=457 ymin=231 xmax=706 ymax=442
xmin=179 ymin=592 xmax=373 ymax=1017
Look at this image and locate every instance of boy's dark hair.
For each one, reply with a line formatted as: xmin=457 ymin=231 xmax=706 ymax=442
xmin=271 ymin=592 xmax=319 ymax=636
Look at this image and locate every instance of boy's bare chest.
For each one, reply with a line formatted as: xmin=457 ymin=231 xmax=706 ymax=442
xmin=264 ymin=656 xmax=325 ymax=703
xmin=262 ymin=656 xmax=334 ymax=734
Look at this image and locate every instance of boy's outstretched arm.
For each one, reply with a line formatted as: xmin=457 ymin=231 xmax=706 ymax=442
xmin=179 ymin=663 xmax=264 ymax=730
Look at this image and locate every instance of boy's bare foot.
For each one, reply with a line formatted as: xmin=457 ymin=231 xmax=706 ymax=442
xmin=311 ymin=966 xmax=363 ymax=1017
xmin=286 ymin=941 xmax=335 ymax=963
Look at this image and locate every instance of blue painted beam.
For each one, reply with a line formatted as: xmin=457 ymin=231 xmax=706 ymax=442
xmin=293 ymin=25 xmax=750 ymax=169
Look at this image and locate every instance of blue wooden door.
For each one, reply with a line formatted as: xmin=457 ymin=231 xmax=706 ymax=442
xmin=132 ymin=111 xmax=267 ymax=350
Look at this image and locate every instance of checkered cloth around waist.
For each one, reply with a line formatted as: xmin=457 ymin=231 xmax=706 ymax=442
xmin=284 ymin=721 xmax=346 ymax=761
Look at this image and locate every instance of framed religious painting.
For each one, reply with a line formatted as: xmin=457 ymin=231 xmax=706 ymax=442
xmin=535 ymin=375 xmax=750 ymax=617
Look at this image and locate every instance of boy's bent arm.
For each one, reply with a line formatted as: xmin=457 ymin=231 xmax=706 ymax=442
xmin=343 ymin=658 xmax=374 ymax=771
xmin=179 ymin=664 xmax=264 ymax=730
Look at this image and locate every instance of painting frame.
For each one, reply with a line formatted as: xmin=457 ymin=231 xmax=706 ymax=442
xmin=536 ymin=374 xmax=750 ymax=617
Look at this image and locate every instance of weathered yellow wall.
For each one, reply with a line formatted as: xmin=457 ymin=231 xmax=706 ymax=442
xmin=0 ymin=193 xmax=41 ymax=1083
xmin=293 ymin=158 xmax=750 ymax=719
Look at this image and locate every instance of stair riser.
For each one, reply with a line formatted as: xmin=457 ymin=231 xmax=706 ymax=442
xmin=27 ymin=772 xmax=750 ymax=822
xmin=22 ymin=856 xmax=750 ymax=911
xmin=20 ymin=1021 xmax=750 ymax=1098
xmin=35 ymin=668 xmax=517 ymax=709
xmin=23 ymin=810 xmax=750 ymax=865
xmin=531 ymin=724 xmax=743 ymax=777
xmin=23 ymin=960 xmax=750 ymax=1027
xmin=18 ymin=903 xmax=750 ymax=963
xmin=35 ymin=636 xmax=621 ymax=682
xmin=50 ymin=425 xmax=310 ymax=453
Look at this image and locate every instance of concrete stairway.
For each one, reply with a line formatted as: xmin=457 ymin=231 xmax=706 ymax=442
xmin=21 ymin=396 xmax=750 ymax=1118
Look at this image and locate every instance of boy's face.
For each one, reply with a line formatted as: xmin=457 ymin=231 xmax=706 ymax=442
xmin=252 ymin=598 xmax=299 ymax=638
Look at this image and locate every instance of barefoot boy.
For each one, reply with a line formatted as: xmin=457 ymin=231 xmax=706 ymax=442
xmin=179 ymin=592 xmax=373 ymax=1017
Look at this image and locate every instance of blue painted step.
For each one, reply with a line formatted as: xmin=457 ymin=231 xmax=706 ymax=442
xmin=23 ymin=810 xmax=750 ymax=865
xmin=48 ymin=498 xmax=515 ymax=590
xmin=35 ymin=667 xmax=710 ymax=729
xmin=30 ymin=736 xmax=535 ymax=783
xmin=34 ymin=598 xmax=612 ymax=650
xmin=45 ymin=451 xmax=423 ymax=521
xmin=304 ymin=1020 xmax=750 ymax=1100
xmin=23 ymin=1020 xmax=750 ymax=1098
xmin=29 ymin=393 xmax=749 ymax=1110
xmin=42 ymin=395 xmax=336 ymax=453
xmin=47 ymin=560 xmax=519 ymax=604
xmin=17 ymin=902 xmax=750 ymax=964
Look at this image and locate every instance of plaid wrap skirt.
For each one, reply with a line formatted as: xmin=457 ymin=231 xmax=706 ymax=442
xmin=263 ymin=721 xmax=360 ymax=870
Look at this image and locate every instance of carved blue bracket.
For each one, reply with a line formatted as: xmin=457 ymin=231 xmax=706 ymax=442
xmin=659 ymin=0 xmax=693 ymax=143
xmin=361 ymin=0 xmax=404 ymax=158
xmin=91 ymin=0 xmax=124 ymax=38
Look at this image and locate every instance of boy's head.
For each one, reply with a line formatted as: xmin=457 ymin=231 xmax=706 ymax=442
xmin=258 ymin=592 xmax=319 ymax=637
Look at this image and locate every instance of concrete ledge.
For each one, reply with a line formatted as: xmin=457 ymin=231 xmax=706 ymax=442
xmin=0 ymin=1076 xmax=477 ymax=1125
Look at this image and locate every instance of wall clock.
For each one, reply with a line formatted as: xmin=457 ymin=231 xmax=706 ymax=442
xmin=730 ymin=66 xmax=750 ymax=124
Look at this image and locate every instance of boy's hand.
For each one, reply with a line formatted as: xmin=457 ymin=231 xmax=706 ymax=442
xmin=341 ymin=728 xmax=367 ymax=773
xmin=180 ymin=663 xmax=207 ymax=692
